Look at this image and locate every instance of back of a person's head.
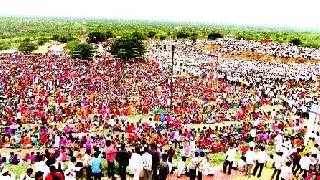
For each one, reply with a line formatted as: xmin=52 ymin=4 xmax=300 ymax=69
xmin=200 ymin=151 xmax=205 ymax=157
xmin=106 ymin=140 xmax=111 ymax=147
xmin=250 ymin=147 xmax=254 ymax=151
xmin=182 ymin=156 xmax=186 ymax=162
xmin=135 ymin=147 xmax=140 ymax=154
xmin=285 ymin=161 xmax=292 ymax=166
xmin=49 ymin=165 xmax=56 ymax=173
xmin=26 ymin=168 xmax=33 ymax=175
xmin=144 ymin=147 xmax=149 ymax=154
xmin=195 ymin=152 xmax=199 ymax=157
xmin=162 ymin=153 xmax=168 ymax=161
xmin=71 ymin=156 xmax=76 ymax=163
xmin=121 ymin=144 xmax=126 ymax=150
xmin=260 ymin=147 xmax=265 ymax=151
xmin=94 ymin=152 xmax=99 ymax=158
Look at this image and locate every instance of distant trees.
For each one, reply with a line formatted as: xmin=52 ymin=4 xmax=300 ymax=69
xmin=176 ymin=31 xmax=190 ymax=39
xmin=208 ymin=32 xmax=223 ymax=40
xmin=87 ymin=31 xmax=114 ymax=43
xmin=0 ymin=42 xmax=11 ymax=50
xmin=52 ymin=34 xmax=75 ymax=43
xmin=131 ymin=31 xmax=145 ymax=40
xmin=18 ymin=38 xmax=37 ymax=54
xmin=37 ymin=37 xmax=50 ymax=46
xmin=159 ymin=35 xmax=166 ymax=40
xmin=190 ymin=32 xmax=198 ymax=43
xmin=109 ymin=33 xmax=146 ymax=61
xmin=290 ymin=38 xmax=302 ymax=46
xmin=147 ymin=31 xmax=157 ymax=38
xmin=69 ymin=42 xmax=95 ymax=60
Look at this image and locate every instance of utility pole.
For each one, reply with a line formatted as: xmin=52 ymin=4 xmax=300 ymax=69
xmin=170 ymin=44 xmax=175 ymax=111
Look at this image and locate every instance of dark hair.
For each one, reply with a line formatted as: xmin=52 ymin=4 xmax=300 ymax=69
xmin=27 ymin=168 xmax=33 ymax=174
xmin=49 ymin=165 xmax=56 ymax=172
xmin=35 ymin=171 xmax=44 ymax=179
xmin=285 ymin=161 xmax=292 ymax=166
xmin=200 ymin=151 xmax=205 ymax=157
xmin=94 ymin=152 xmax=99 ymax=158
xmin=162 ymin=154 xmax=168 ymax=161
xmin=106 ymin=140 xmax=111 ymax=147
xmin=182 ymin=156 xmax=186 ymax=162
xmin=195 ymin=152 xmax=199 ymax=157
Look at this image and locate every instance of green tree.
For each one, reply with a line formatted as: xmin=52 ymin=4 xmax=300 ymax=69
xmin=290 ymin=38 xmax=302 ymax=46
xmin=66 ymin=39 xmax=81 ymax=50
xmin=88 ymin=32 xmax=106 ymax=43
xmin=159 ymin=35 xmax=166 ymax=40
xmin=37 ymin=37 xmax=49 ymax=46
xmin=147 ymin=31 xmax=156 ymax=38
xmin=131 ymin=31 xmax=145 ymax=40
xmin=208 ymin=32 xmax=223 ymax=40
xmin=109 ymin=34 xmax=145 ymax=61
xmin=0 ymin=42 xmax=11 ymax=50
xmin=105 ymin=31 xmax=114 ymax=39
xmin=18 ymin=39 xmax=37 ymax=54
xmin=190 ymin=32 xmax=198 ymax=43
xmin=176 ymin=31 xmax=190 ymax=39
xmin=69 ymin=42 xmax=95 ymax=60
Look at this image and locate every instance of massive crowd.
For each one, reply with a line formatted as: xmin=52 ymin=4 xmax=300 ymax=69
xmin=0 ymin=39 xmax=319 ymax=179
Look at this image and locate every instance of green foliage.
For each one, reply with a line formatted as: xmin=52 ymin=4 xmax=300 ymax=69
xmin=52 ymin=34 xmax=74 ymax=43
xmin=109 ymin=33 xmax=146 ymax=61
xmin=105 ymin=31 xmax=114 ymax=39
xmin=176 ymin=31 xmax=190 ymax=39
xmin=190 ymin=32 xmax=198 ymax=43
xmin=0 ymin=42 xmax=11 ymax=50
xmin=147 ymin=31 xmax=157 ymax=38
xmin=69 ymin=42 xmax=95 ymax=60
xmin=290 ymin=38 xmax=302 ymax=46
xmin=18 ymin=38 xmax=37 ymax=53
xmin=66 ymin=39 xmax=81 ymax=50
xmin=1 ymin=17 xmax=320 ymax=48
xmin=131 ymin=31 xmax=145 ymax=40
xmin=88 ymin=31 xmax=107 ymax=43
xmin=37 ymin=37 xmax=50 ymax=46
xmin=159 ymin=35 xmax=166 ymax=40
xmin=208 ymin=32 xmax=223 ymax=40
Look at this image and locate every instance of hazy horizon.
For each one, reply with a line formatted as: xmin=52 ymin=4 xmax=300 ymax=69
xmin=1 ymin=0 xmax=320 ymax=30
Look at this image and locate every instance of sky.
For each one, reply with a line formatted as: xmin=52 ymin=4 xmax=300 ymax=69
xmin=1 ymin=0 xmax=320 ymax=29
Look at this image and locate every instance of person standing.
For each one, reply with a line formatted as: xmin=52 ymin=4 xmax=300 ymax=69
xmin=158 ymin=154 xmax=170 ymax=180
xmin=105 ymin=140 xmax=117 ymax=180
xmin=189 ymin=152 xmax=200 ymax=180
xmin=252 ymin=147 xmax=267 ymax=178
xmin=280 ymin=161 xmax=294 ymax=180
xmin=91 ymin=152 xmax=102 ymax=180
xmin=223 ymin=144 xmax=237 ymax=175
xmin=116 ymin=144 xmax=130 ymax=180
xmin=149 ymin=144 xmax=160 ymax=180
xmin=245 ymin=147 xmax=255 ymax=177
xmin=142 ymin=147 xmax=153 ymax=180
xmin=271 ymin=151 xmax=284 ymax=180
xmin=299 ymin=153 xmax=311 ymax=179
xmin=291 ymin=148 xmax=301 ymax=176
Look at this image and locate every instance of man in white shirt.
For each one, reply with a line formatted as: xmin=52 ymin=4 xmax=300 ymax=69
xmin=271 ymin=151 xmax=284 ymax=180
xmin=142 ymin=147 xmax=152 ymax=180
xmin=223 ymin=144 xmax=237 ymax=175
xmin=252 ymin=147 xmax=268 ymax=178
xmin=245 ymin=147 xmax=255 ymax=177
xmin=299 ymin=153 xmax=311 ymax=179
xmin=280 ymin=161 xmax=294 ymax=180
